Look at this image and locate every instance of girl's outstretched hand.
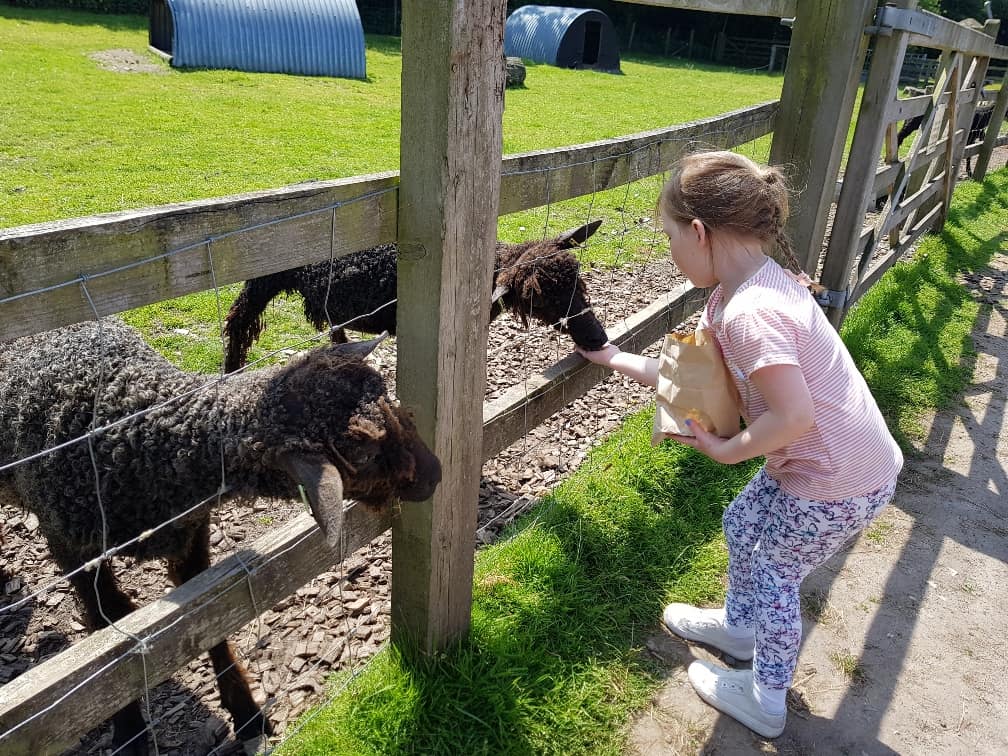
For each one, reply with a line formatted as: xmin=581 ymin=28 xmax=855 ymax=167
xmin=575 ymin=343 xmax=621 ymax=367
xmin=664 ymin=419 xmax=737 ymax=464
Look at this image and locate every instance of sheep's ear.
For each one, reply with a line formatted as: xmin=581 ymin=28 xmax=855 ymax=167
xmin=279 ymin=453 xmax=345 ymax=552
xmin=556 ymin=219 xmax=603 ymax=248
xmin=329 ymin=332 xmax=388 ymax=360
xmin=490 ymin=284 xmax=510 ymax=303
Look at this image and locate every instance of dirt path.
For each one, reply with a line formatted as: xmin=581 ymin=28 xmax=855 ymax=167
xmin=629 ymin=251 xmax=1008 ymax=755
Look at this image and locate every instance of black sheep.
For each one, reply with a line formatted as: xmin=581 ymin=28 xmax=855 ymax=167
xmin=0 ymin=319 xmax=441 ymax=754
xmin=895 ymin=86 xmax=995 ymax=177
xmin=222 ymin=221 xmax=610 ymax=373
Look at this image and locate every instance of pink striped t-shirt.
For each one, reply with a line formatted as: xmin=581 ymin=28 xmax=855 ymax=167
xmin=697 ymin=257 xmax=903 ymax=500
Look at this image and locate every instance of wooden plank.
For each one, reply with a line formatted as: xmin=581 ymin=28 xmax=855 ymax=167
xmin=848 ymin=202 xmax=942 ymax=308
xmin=939 ymin=54 xmax=962 ymax=226
xmin=879 ymin=175 xmax=943 ymax=238
xmin=0 ymin=506 xmax=390 ymax=756
xmin=768 ymin=0 xmax=877 ymax=273
xmin=498 ymin=102 xmax=777 ymax=215
xmin=901 ymin=51 xmax=959 ymax=235
xmin=391 ymin=0 xmax=504 ymax=653
xmin=611 ymin=0 xmax=796 ymax=17
xmin=1 ymin=104 xmax=775 ymax=344
xmin=972 ymin=67 xmax=1008 ymax=179
xmin=966 ymin=132 xmax=1008 ymax=160
xmin=832 ymin=160 xmax=900 ymax=206
xmin=908 ymin=9 xmax=1008 ymax=57
xmin=0 ymin=173 xmax=399 ymax=343
xmin=817 ymin=1 xmax=916 ymax=328
xmin=886 ymin=87 xmax=975 ymax=125
xmin=482 ymin=283 xmax=708 ymax=461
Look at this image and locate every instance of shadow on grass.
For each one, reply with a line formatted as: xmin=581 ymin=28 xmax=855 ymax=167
xmin=0 ymin=5 xmax=146 ymax=31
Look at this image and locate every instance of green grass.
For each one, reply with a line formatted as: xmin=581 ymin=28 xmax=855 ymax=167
xmin=0 ymin=6 xmax=781 ymax=234
xmin=282 ymin=169 xmax=1008 ymax=754
xmin=828 ymin=650 xmax=868 ymax=685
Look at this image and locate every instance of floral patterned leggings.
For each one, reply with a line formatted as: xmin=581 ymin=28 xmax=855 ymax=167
xmin=723 ymin=467 xmax=898 ymax=690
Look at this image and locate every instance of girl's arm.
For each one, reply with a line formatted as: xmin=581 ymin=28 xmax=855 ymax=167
xmin=673 ymin=363 xmax=814 ymax=464
xmin=576 ymin=344 xmax=659 ymax=388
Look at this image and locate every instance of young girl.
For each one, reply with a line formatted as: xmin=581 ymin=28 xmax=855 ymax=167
xmin=578 ymin=150 xmax=902 ymax=738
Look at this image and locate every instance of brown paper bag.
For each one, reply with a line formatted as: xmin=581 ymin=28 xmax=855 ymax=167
xmin=652 ymin=327 xmax=741 ymax=445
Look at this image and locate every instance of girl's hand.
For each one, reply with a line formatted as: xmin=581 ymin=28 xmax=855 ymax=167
xmin=664 ymin=419 xmax=738 ymax=464
xmin=575 ymin=343 xmax=621 ymax=367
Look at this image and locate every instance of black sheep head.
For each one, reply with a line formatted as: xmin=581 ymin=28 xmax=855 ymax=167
xmin=259 ymin=335 xmax=441 ymax=547
xmin=491 ymin=220 xmax=609 ymax=351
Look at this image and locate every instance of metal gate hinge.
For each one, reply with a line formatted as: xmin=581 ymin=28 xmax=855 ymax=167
xmin=866 ymin=6 xmax=937 ymax=38
xmin=814 ymin=287 xmax=849 ymax=310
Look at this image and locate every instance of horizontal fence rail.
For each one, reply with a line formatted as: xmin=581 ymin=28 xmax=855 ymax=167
xmin=907 ymin=10 xmax=1008 ymax=57
xmin=0 ymin=101 xmax=776 ymax=343
xmin=616 ymin=0 xmax=796 ymax=18
xmin=0 ymin=174 xmax=401 ymax=343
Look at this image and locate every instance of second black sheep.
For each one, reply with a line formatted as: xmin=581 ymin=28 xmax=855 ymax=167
xmin=223 ymin=221 xmax=610 ymax=372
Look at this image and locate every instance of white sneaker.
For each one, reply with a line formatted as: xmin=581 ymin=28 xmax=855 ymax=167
xmin=687 ymin=659 xmax=786 ymax=738
xmin=662 ymin=604 xmax=755 ymax=661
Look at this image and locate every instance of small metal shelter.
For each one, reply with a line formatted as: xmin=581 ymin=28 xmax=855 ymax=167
xmin=504 ymin=5 xmax=622 ymax=72
xmin=149 ymin=0 xmax=367 ymax=79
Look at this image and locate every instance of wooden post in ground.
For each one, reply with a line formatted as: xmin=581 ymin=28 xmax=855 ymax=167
xmin=971 ymin=59 xmax=1008 ymax=180
xmin=393 ymin=0 xmax=505 ymax=653
xmin=938 ymin=58 xmax=961 ymax=227
xmin=768 ymin=0 xmax=877 ymax=275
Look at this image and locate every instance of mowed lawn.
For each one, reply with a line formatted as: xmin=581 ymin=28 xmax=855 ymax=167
xmin=0 ymin=6 xmax=782 ymax=231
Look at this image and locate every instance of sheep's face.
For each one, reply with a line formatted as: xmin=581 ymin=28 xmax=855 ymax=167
xmin=262 ymin=339 xmax=441 ymax=509
xmin=491 ymin=221 xmax=609 ymax=351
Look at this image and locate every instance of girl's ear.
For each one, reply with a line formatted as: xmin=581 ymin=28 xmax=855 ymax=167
xmin=690 ymin=218 xmax=707 ymax=246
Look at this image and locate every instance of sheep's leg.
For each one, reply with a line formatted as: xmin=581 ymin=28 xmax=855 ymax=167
xmin=222 ymin=275 xmax=290 ymax=373
xmin=167 ymin=521 xmax=274 ymax=742
xmin=60 ymin=555 xmax=149 ymax=756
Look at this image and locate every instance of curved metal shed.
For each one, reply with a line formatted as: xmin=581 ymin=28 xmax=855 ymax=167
xmin=149 ymin=0 xmax=366 ymax=79
xmin=504 ymin=5 xmax=621 ymax=73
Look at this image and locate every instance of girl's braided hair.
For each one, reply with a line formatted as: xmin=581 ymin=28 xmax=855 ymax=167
xmin=659 ymin=150 xmax=812 ymax=281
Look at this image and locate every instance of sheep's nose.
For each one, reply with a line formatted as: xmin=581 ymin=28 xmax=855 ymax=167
xmin=401 ymin=446 xmax=442 ymax=501
xmin=568 ymin=312 xmax=609 ymax=351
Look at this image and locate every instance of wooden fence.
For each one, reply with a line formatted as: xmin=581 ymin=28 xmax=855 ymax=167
xmin=2 ymin=0 xmax=1008 ymax=752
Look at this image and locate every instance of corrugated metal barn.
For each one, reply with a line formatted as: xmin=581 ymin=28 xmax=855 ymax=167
xmin=504 ymin=5 xmax=621 ymax=73
xmin=149 ymin=0 xmax=367 ymax=79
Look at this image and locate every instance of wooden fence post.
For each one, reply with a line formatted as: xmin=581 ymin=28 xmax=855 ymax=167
xmin=393 ymin=0 xmax=505 ymax=653
xmin=768 ymin=0 xmax=877 ymax=275
xmin=972 ymin=58 xmax=1008 ymax=180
